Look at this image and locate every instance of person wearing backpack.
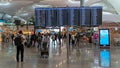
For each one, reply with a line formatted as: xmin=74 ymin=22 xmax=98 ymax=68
xmin=42 ymin=34 xmax=49 ymax=50
xmin=37 ymin=32 xmax=42 ymax=49
xmin=14 ymin=30 xmax=25 ymax=62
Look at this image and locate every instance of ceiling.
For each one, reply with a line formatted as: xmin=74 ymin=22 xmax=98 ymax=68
xmin=0 ymin=0 xmax=120 ymax=22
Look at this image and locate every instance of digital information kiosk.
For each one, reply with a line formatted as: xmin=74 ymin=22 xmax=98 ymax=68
xmin=99 ymin=29 xmax=110 ymax=48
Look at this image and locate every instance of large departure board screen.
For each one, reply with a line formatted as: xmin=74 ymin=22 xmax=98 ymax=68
xmin=80 ymin=7 xmax=91 ymax=26
xmin=69 ymin=8 xmax=80 ymax=26
xmin=35 ymin=8 xmax=46 ymax=27
xmin=35 ymin=7 xmax=102 ymax=28
xmin=62 ymin=8 xmax=69 ymax=26
xmin=45 ymin=9 xmax=51 ymax=27
xmin=91 ymin=6 xmax=102 ymax=26
xmin=74 ymin=8 xmax=80 ymax=26
xmin=50 ymin=8 xmax=58 ymax=26
xmin=58 ymin=8 xmax=63 ymax=26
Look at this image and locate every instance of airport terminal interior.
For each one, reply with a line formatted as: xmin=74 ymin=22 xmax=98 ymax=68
xmin=1 ymin=0 xmax=120 ymax=68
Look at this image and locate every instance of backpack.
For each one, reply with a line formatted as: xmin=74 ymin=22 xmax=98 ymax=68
xmin=52 ymin=35 xmax=55 ymax=40
xmin=37 ymin=36 xmax=42 ymax=42
xmin=14 ymin=35 xmax=22 ymax=46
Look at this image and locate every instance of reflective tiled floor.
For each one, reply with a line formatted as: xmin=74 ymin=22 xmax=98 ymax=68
xmin=0 ymin=39 xmax=120 ymax=68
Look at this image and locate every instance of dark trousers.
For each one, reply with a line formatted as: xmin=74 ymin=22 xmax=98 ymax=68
xmin=30 ymin=40 xmax=36 ymax=47
xmin=16 ymin=46 xmax=24 ymax=62
xmin=38 ymin=42 xmax=41 ymax=49
xmin=43 ymin=42 xmax=47 ymax=50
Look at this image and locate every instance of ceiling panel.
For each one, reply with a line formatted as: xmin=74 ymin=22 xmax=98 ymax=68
xmin=11 ymin=0 xmax=42 ymax=1
xmin=107 ymin=0 xmax=120 ymax=14
xmin=39 ymin=0 xmax=67 ymax=7
xmin=0 ymin=1 xmax=34 ymax=15
xmin=103 ymin=14 xmax=120 ymax=22
xmin=0 ymin=0 xmax=120 ymax=22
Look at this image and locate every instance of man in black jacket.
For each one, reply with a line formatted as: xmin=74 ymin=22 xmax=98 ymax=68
xmin=14 ymin=30 xmax=24 ymax=62
xmin=30 ymin=33 xmax=37 ymax=47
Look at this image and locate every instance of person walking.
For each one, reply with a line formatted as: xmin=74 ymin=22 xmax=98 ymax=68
xmin=42 ymin=34 xmax=49 ymax=50
xmin=1 ymin=33 xmax=5 ymax=42
xmin=71 ymin=34 xmax=75 ymax=47
xmin=93 ymin=32 xmax=99 ymax=45
xmin=58 ymin=32 xmax=61 ymax=45
xmin=14 ymin=30 xmax=25 ymax=62
xmin=11 ymin=33 xmax=14 ymax=41
xmin=30 ymin=33 xmax=37 ymax=47
xmin=75 ymin=32 xmax=80 ymax=47
xmin=37 ymin=32 xmax=42 ymax=49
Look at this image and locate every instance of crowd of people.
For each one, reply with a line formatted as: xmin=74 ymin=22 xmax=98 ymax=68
xmin=1 ymin=31 xmax=64 ymax=48
xmin=1 ymin=30 xmax=98 ymax=48
xmin=1 ymin=30 xmax=99 ymax=62
xmin=1 ymin=33 xmax=14 ymax=43
xmin=68 ymin=31 xmax=99 ymax=48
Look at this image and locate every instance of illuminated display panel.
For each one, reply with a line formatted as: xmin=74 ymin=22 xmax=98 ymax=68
xmin=80 ymin=7 xmax=91 ymax=26
xmin=99 ymin=29 xmax=110 ymax=46
xmin=91 ymin=6 xmax=102 ymax=26
xmin=35 ymin=7 xmax=102 ymax=28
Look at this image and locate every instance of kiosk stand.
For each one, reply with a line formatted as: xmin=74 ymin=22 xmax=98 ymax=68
xmin=99 ymin=29 xmax=110 ymax=48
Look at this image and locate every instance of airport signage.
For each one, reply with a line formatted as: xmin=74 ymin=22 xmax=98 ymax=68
xmin=35 ymin=6 xmax=102 ymax=27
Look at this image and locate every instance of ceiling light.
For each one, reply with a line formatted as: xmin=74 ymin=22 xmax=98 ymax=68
xmin=103 ymin=12 xmax=113 ymax=15
xmin=32 ymin=4 xmax=52 ymax=8
xmin=9 ymin=0 xmax=12 ymax=1
xmin=0 ymin=0 xmax=12 ymax=1
xmin=0 ymin=2 xmax=10 ymax=6
xmin=85 ymin=0 xmax=88 ymax=2
xmin=20 ymin=13 xmax=29 ymax=16
xmin=69 ymin=0 xmax=88 ymax=2
xmin=68 ymin=0 xmax=88 ymax=4
xmin=68 ymin=0 xmax=79 ymax=3
xmin=5 ymin=14 xmax=12 ymax=18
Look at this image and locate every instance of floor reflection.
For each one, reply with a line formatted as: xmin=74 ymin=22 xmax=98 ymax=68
xmin=16 ymin=63 xmax=24 ymax=68
xmin=0 ymin=39 xmax=120 ymax=68
xmin=99 ymin=49 xmax=111 ymax=68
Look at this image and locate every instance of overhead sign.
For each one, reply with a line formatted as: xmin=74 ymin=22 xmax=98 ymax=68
xmin=91 ymin=6 xmax=102 ymax=26
xmin=80 ymin=7 xmax=91 ymax=26
xmin=35 ymin=6 xmax=102 ymax=28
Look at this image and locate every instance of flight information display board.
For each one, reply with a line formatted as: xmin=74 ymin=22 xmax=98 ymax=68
xmin=45 ymin=9 xmax=51 ymax=27
xmin=91 ymin=6 xmax=102 ymax=26
xmin=74 ymin=8 xmax=80 ymax=26
xmin=35 ymin=8 xmax=46 ymax=27
xmin=58 ymin=8 xmax=63 ymax=26
xmin=35 ymin=7 xmax=102 ymax=28
xmin=80 ymin=7 xmax=91 ymax=26
xmin=35 ymin=8 xmax=39 ymax=27
xmin=69 ymin=8 xmax=80 ymax=26
xmin=69 ymin=8 xmax=74 ymax=26
xmin=62 ymin=8 xmax=69 ymax=26
xmin=50 ymin=8 xmax=58 ymax=27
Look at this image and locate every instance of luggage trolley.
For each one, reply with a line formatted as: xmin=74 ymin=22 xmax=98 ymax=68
xmin=40 ymin=40 xmax=49 ymax=58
